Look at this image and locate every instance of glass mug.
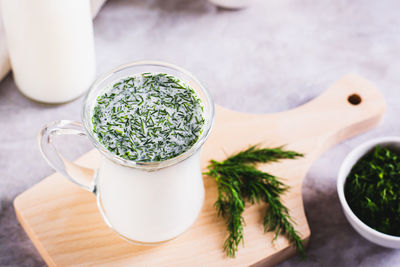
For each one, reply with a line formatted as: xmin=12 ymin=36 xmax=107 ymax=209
xmin=39 ymin=61 xmax=215 ymax=244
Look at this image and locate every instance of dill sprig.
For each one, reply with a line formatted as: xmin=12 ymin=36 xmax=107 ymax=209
xmin=204 ymin=145 xmax=305 ymax=258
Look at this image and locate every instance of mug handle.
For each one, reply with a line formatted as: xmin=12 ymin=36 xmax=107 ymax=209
xmin=39 ymin=120 xmax=97 ymax=193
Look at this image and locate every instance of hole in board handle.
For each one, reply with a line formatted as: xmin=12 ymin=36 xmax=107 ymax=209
xmin=348 ymin=94 xmax=362 ymax=105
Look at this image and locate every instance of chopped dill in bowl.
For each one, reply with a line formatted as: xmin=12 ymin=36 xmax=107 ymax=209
xmin=344 ymin=145 xmax=400 ymax=236
xmin=91 ymin=73 xmax=205 ymax=162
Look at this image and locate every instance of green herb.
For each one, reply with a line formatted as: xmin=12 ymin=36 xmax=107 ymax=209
xmin=345 ymin=145 xmax=400 ymax=236
xmin=92 ymin=73 xmax=204 ymax=162
xmin=204 ymin=145 xmax=305 ymax=257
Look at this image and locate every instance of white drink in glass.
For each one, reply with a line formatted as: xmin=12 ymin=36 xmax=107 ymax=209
xmin=39 ymin=62 xmax=214 ymax=244
xmin=98 ymin=152 xmax=204 ymax=243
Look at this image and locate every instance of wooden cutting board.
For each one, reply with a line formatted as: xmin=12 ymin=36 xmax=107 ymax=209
xmin=14 ymin=75 xmax=385 ymax=266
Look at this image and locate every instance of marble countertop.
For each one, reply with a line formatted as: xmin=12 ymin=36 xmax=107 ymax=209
xmin=1 ymin=0 xmax=400 ymax=266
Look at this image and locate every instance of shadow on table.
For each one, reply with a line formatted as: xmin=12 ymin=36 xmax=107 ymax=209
xmin=0 ymin=198 xmax=45 ymax=267
xmin=108 ymin=0 xmax=215 ymax=15
xmin=277 ymin=181 xmax=393 ymax=267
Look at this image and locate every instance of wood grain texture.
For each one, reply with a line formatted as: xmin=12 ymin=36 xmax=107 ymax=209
xmin=14 ymin=75 xmax=385 ymax=266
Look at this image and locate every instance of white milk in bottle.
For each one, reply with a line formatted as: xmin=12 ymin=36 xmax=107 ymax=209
xmin=0 ymin=0 xmax=95 ymax=103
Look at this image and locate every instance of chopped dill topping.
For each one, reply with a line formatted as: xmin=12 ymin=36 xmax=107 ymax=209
xmin=92 ymin=73 xmax=205 ymax=162
xmin=345 ymin=145 xmax=400 ymax=236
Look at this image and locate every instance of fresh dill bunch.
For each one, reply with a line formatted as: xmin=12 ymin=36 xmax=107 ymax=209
xmin=204 ymin=145 xmax=305 ymax=258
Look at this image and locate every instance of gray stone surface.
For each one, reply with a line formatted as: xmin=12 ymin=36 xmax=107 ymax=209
xmin=1 ymin=0 xmax=400 ymax=266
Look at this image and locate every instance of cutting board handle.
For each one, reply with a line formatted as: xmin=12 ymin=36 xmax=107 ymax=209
xmin=276 ymin=74 xmax=386 ymax=156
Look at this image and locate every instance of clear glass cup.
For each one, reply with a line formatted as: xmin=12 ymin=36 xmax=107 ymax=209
xmin=39 ymin=61 xmax=215 ymax=244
